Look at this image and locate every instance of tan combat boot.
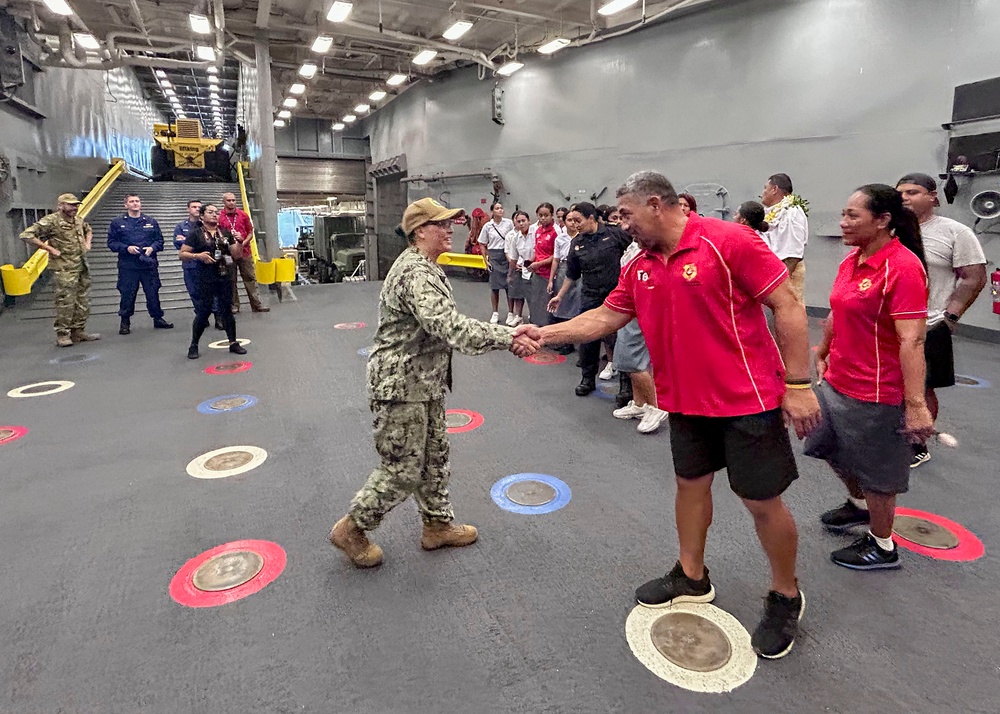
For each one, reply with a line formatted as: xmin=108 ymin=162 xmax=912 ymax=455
xmin=55 ymin=333 xmax=73 ymax=347
xmin=421 ymin=522 xmax=479 ymax=550
xmin=71 ymin=330 xmax=101 ymax=342
xmin=329 ymin=515 xmax=383 ymax=568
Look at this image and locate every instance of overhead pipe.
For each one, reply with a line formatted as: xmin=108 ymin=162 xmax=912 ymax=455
xmin=339 ymin=20 xmax=494 ymax=70
xmin=213 ymin=0 xmax=226 ymax=59
xmin=401 ymin=170 xmax=498 ymax=184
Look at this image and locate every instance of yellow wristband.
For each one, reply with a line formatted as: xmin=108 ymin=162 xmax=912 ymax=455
xmin=785 ymin=383 xmax=813 ymax=390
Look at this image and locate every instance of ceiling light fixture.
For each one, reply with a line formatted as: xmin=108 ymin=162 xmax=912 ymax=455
xmin=332 ymin=122 xmax=345 ymax=131
xmin=160 ymin=79 xmax=172 ymax=89
xmin=289 ymin=83 xmax=306 ymax=95
xmin=43 ymin=0 xmax=74 ymax=16
xmin=497 ymin=60 xmax=524 ymax=76
xmin=412 ymin=49 xmax=437 ymax=66
xmin=311 ymin=35 xmax=333 ymax=53
xmin=210 ymin=98 xmax=221 ymax=106
xmin=597 ymin=0 xmax=640 ymax=16
xmin=73 ymin=33 xmax=99 ymax=50
xmin=208 ymin=75 xmax=219 ymax=85
xmin=538 ymin=38 xmax=570 ymax=54
xmin=155 ymin=69 xmax=167 ymax=78
xmin=277 ymin=109 xmax=291 ymax=118
xmin=298 ymin=62 xmax=318 ymax=78
xmin=164 ymin=88 xmax=176 ymax=97
xmin=387 ymin=73 xmax=407 ymax=86
xmin=283 ymin=97 xmax=298 ymax=108
xmin=354 ymin=103 xmax=370 ymax=113
xmin=196 ymin=45 xmax=216 ymax=62
xmin=343 ymin=114 xmax=357 ymax=123
xmin=442 ymin=20 xmax=473 ymax=41
xmin=326 ymin=1 xmax=353 ymax=22
xmin=189 ymin=13 xmax=212 ymax=35
xmin=369 ymin=89 xmax=387 ymax=101
xmin=207 ymin=66 xmax=218 ymax=74
xmin=274 ymin=119 xmax=286 ymax=127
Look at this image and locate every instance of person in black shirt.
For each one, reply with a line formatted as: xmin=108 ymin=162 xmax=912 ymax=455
xmin=547 ymin=201 xmax=632 ymax=395
xmin=179 ymin=203 xmax=248 ymax=359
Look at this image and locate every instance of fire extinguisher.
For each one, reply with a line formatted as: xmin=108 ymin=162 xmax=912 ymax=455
xmin=992 ymin=267 xmax=1000 ymax=315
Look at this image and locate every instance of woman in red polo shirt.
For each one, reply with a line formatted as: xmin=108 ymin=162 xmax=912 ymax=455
xmin=805 ymin=184 xmax=935 ymax=570
xmin=526 ymin=202 xmax=558 ymax=326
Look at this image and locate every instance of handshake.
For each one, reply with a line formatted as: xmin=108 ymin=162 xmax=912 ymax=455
xmin=510 ymin=324 xmax=545 ymax=358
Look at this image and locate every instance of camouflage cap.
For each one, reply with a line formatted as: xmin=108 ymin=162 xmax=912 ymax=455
xmin=400 ymin=197 xmax=464 ymax=236
xmin=57 ymin=193 xmax=82 ymax=204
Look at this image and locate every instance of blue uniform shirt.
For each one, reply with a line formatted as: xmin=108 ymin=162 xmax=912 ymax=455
xmin=107 ymin=213 xmax=164 ymax=270
xmin=173 ymin=218 xmax=200 ymax=272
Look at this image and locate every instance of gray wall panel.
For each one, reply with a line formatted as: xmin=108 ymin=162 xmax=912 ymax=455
xmin=366 ymin=0 xmax=1000 ymax=330
xmin=275 ymin=157 xmax=366 ymax=196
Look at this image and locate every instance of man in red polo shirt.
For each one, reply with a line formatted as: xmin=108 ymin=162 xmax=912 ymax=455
xmin=515 ymin=171 xmax=820 ymax=660
xmin=220 ymin=192 xmax=269 ymax=313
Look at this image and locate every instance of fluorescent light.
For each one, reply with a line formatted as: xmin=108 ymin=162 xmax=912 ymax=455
xmin=274 ymin=119 xmax=286 ymax=127
xmin=160 ymin=79 xmax=172 ymax=89
xmin=189 ymin=13 xmax=212 ymax=35
xmin=208 ymin=75 xmax=219 ymax=85
xmin=207 ymin=66 xmax=218 ymax=74
xmin=332 ymin=122 xmax=345 ymax=130
xmin=597 ymin=0 xmax=640 ymax=16
xmin=73 ymin=33 xmax=99 ymax=50
xmin=164 ymin=88 xmax=176 ymax=97
xmin=277 ymin=109 xmax=291 ymax=118
xmin=442 ymin=20 xmax=473 ymax=41
xmin=497 ymin=60 xmax=523 ymax=76
xmin=343 ymin=114 xmax=357 ymax=123
xmin=283 ymin=97 xmax=298 ymax=108
xmin=387 ymin=73 xmax=407 ymax=86
xmin=298 ymin=62 xmax=317 ymax=78
xmin=43 ymin=0 xmax=73 ymax=16
xmin=354 ymin=103 xmax=370 ymax=113
xmin=412 ymin=49 xmax=437 ymax=66
xmin=178 ymin=113 xmax=187 ymax=119
xmin=326 ymin=1 xmax=353 ymax=22
xmin=196 ymin=45 xmax=216 ymax=61
xmin=538 ymin=38 xmax=570 ymax=54
xmin=210 ymin=99 xmax=220 ymax=106
xmin=155 ymin=69 xmax=167 ymax=78
xmin=369 ymin=89 xmax=387 ymax=101
xmin=311 ymin=35 xmax=333 ymax=53
xmin=210 ymin=90 xmax=220 ymax=99
xmin=289 ymin=83 xmax=306 ymax=95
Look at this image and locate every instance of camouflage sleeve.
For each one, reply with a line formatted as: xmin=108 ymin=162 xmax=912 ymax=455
xmin=20 ymin=214 xmax=53 ymax=245
xmin=407 ymin=269 xmax=514 ymax=354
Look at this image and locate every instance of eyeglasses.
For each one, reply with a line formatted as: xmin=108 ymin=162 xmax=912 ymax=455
xmin=426 ymin=219 xmax=455 ymax=228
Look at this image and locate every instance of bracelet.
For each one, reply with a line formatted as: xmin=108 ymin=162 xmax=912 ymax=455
xmin=785 ymin=378 xmax=812 ymax=385
xmin=785 ymin=383 xmax=813 ymax=390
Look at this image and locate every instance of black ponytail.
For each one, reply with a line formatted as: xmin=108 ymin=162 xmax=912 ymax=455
xmin=737 ymin=201 xmax=769 ymax=233
xmin=856 ymin=184 xmax=926 ymax=268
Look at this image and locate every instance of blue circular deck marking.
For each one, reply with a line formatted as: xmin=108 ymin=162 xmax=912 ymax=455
xmin=358 ymin=346 xmax=372 ymax=357
xmin=48 ymin=353 xmax=99 ymax=365
xmin=591 ymin=381 xmax=618 ymax=401
xmin=954 ymin=375 xmax=991 ymax=388
xmin=491 ymin=473 xmax=572 ymax=515
xmin=197 ymin=394 xmax=259 ymax=414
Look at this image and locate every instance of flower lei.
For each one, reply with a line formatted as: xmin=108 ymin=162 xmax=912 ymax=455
xmin=764 ymin=194 xmax=810 ymax=223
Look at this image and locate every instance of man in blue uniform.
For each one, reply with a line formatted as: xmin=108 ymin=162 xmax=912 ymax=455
xmin=173 ymin=199 xmax=223 ymax=330
xmin=108 ymin=193 xmax=173 ymax=334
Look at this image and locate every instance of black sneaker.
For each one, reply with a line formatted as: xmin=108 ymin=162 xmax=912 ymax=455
xmin=820 ymin=501 xmax=870 ymax=533
xmin=635 ymin=561 xmax=715 ymax=608
xmin=187 ymin=344 xmax=199 ymax=360
xmin=153 ymin=318 xmax=174 ymax=329
xmin=119 ymin=319 xmax=131 ymax=335
xmin=229 ymin=343 xmax=247 ymax=355
xmin=575 ymin=378 xmax=596 ymax=397
xmin=830 ymin=534 xmax=900 ymax=570
xmin=752 ymin=590 xmax=805 ymax=659
xmin=911 ymin=446 xmax=931 ymax=468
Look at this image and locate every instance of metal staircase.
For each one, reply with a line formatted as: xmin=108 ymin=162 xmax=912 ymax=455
xmin=19 ymin=177 xmax=242 ymax=320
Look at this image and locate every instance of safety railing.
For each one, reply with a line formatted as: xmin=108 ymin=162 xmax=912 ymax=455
xmin=236 ymin=161 xmax=295 ymax=285
xmin=1 ymin=158 xmax=127 ymax=296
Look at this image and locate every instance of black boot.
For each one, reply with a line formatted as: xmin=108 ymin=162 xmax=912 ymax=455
xmin=616 ymin=372 xmax=633 ymax=409
xmin=119 ymin=319 xmax=130 ymax=335
xmin=229 ymin=342 xmax=247 ymax=355
xmin=153 ymin=317 xmax=174 ymax=329
xmin=187 ymin=344 xmax=199 ymax=359
xmin=575 ymin=378 xmax=596 ymax=397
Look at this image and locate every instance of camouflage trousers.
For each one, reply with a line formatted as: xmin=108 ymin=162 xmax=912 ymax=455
xmin=53 ymin=266 xmax=91 ymax=336
xmin=350 ymin=399 xmax=455 ymax=531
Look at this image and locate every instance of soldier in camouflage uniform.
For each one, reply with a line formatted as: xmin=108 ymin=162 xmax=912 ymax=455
xmin=329 ymin=197 xmax=539 ymax=568
xmin=20 ymin=193 xmax=100 ymax=347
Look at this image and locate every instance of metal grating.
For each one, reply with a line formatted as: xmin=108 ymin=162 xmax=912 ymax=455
xmin=175 ymin=119 xmax=202 ymax=139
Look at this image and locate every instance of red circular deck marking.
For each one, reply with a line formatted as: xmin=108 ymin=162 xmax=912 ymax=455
xmin=446 ymin=409 xmax=484 ymax=434
xmin=525 ymin=351 xmax=566 ymax=365
xmin=204 ymin=361 xmax=253 ymax=375
xmin=170 ymin=539 xmax=286 ymax=608
xmin=893 ymin=507 xmax=984 ymax=562
xmin=334 ymin=321 xmax=366 ymax=330
xmin=0 ymin=426 xmax=28 ymax=445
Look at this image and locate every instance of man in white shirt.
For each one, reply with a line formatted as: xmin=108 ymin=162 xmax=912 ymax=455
xmin=897 ymin=172 xmax=987 ymax=467
xmin=761 ymin=173 xmax=809 ymax=302
xmin=477 ymin=201 xmax=515 ymax=324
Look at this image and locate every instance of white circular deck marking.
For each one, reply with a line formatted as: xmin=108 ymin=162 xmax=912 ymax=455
xmin=625 ymin=602 xmax=757 ymax=693
xmin=186 ymin=445 xmax=268 ymax=479
xmin=208 ymin=338 xmax=251 ymax=349
xmin=7 ymin=380 xmax=75 ymax=398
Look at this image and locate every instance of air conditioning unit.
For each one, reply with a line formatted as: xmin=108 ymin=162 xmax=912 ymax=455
xmin=970 ymin=190 xmax=1000 ymax=221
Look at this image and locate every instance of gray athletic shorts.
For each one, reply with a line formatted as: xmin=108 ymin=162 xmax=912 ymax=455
xmin=803 ymin=381 xmax=910 ymax=495
xmin=615 ymin=318 xmax=650 ymax=373
xmin=488 ymin=249 xmax=509 ymax=291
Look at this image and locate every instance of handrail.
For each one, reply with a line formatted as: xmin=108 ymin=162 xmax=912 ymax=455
xmin=2 ymin=159 xmax=127 ymax=297
xmin=236 ymin=160 xmax=295 ymax=285
xmin=235 ymin=161 xmax=261 ymax=263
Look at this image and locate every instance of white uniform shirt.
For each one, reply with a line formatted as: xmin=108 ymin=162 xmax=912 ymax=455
xmin=763 ymin=201 xmax=809 ymax=260
xmin=554 ymin=226 xmax=572 ymax=261
xmin=504 ymin=229 xmax=534 ymax=279
xmin=478 ymin=218 xmax=514 ymax=251
xmin=921 ymin=215 xmax=986 ymax=326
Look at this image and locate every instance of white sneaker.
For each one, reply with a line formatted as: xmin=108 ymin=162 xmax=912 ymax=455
xmin=613 ymin=400 xmax=646 ymax=420
xmin=510 ymin=316 xmax=523 ymax=326
xmin=504 ymin=313 xmax=516 ymax=326
xmin=599 ymin=362 xmax=617 ymax=381
xmin=637 ymin=406 xmax=668 ymax=434
xmin=490 ymin=312 xmax=500 ymax=324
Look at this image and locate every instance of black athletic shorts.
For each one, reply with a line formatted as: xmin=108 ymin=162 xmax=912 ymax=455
xmin=925 ymin=321 xmax=955 ymax=389
xmin=668 ymin=408 xmax=798 ymax=501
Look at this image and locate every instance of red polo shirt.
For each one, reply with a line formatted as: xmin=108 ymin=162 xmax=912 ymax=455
xmin=604 ymin=215 xmax=788 ymax=417
xmin=532 ymin=223 xmax=557 ymax=279
xmin=825 ymin=239 xmax=928 ymax=405
xmin=219 ymin=208 xmax=253 ymax=246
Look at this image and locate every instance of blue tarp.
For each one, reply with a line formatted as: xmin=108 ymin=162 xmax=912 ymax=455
xmin=278 ymin=211 xmax=314 ymax=247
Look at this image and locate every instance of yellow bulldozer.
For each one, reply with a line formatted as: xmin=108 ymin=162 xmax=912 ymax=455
xmin=151 ymin=118 xmax=232 ymax=181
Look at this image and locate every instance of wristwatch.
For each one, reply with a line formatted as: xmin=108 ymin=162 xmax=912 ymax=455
xmin=944 ymin=311 xmax=960 ymax=323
